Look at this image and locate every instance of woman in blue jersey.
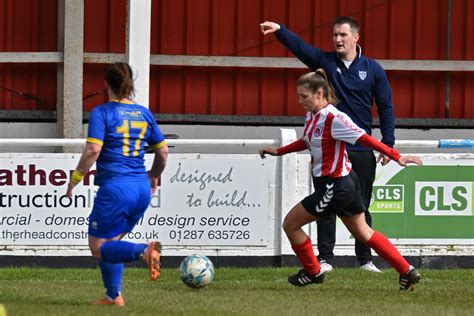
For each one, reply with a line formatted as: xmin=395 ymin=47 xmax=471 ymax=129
xmin=66 ymin=62 xmax=168 ymax=307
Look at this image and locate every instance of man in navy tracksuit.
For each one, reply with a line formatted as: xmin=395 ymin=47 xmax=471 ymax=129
xmin=260 ymin=16 xmax=395 ymax=273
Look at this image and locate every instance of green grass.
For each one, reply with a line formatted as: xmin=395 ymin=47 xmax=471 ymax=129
xmin=0 ymin=267 xmax=473 ymax=315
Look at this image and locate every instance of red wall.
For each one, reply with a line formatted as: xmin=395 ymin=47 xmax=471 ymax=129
xmin=0 ymin=0 xmax=57 ymax=111
xmin=1 ymin=0 xmax=473 ymax=119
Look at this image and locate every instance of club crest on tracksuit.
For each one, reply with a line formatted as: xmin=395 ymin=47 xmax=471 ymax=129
xmin=359 ymin=71 xmax=367 ymax=80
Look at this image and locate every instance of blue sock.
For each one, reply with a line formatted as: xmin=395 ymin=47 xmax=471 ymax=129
xmin=98 ymin=260 xmax=123 ymax=300
xmin=100 ymin=241 xmax=147 ymax=264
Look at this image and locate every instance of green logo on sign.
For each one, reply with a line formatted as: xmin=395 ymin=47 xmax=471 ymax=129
xmin=369 ymin=185 xmax=404 ymax=213
xmin=415 ymin=182 xmax=471 ymax=216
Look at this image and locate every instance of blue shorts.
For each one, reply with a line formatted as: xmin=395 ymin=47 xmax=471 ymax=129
xmin=88 ymin=180 xmax=151 ymax=239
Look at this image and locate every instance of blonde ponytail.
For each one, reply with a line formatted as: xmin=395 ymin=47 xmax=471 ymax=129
xmin=297 ymin=69 xmax=339 ymax=105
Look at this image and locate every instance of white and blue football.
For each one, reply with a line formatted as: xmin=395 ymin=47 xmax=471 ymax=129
xmin=179 ymin=254 xmax=215 ymax=289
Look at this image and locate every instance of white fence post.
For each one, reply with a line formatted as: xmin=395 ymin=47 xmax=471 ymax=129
xmin=279 ymin=128 xmax=298 ymax=256
xmin=126 ymin=0 xmax=152 ymax=107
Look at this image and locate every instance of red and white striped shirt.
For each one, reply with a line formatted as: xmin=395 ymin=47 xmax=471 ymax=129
xmin=302 ymin=104 xmax=365 ymax=178
xmin=275 ymin=105 xmax=401 ymax=177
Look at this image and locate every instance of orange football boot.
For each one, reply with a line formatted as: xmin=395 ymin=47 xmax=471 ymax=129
xmin=144 ymin=241 xmax=162 ymax=280
xmin=93 ymin=294 xmax=125 ymax=307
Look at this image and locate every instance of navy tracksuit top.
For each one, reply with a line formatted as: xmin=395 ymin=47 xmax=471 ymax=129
xmin=276 ymin=25 xmax=395 ymax=150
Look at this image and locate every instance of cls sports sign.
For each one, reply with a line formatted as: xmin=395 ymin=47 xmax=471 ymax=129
xmin=370 ymin=163 xmax=474 ymax=239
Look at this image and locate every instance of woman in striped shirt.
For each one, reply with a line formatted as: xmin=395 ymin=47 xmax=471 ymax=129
xmin=259 ymin=69 xmax=422 ymax=291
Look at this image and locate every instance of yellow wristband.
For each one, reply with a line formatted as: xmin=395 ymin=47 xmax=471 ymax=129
xmin=71 ymin=170 xmax=85 ymax=184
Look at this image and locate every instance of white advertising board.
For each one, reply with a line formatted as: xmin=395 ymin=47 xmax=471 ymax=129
xmin=0 ymin=154 xmax=269 ymax=246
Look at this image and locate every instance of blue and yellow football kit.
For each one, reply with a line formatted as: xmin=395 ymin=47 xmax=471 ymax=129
xmin=87 ymin=99 xmax=167 ymax=238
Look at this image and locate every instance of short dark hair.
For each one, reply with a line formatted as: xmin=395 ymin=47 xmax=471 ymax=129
xmin=333 ymin=16 xmax=360 ymax=33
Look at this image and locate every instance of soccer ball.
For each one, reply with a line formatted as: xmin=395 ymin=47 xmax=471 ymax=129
xmin=179 ymin=254 xmax=215 ymax=289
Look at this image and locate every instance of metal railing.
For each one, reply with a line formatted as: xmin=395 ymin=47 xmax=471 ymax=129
xmin=0 ymin=138 xmax=472 ymax=148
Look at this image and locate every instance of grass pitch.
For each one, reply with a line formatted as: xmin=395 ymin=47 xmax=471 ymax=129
xmin=0 ymin=267 xmax=473 ymax=315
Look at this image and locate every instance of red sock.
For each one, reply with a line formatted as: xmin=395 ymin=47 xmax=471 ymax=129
xmin=367 ymin=230 xmax=410 ymax=274
xmin=291 ymin=237 xmax=320 ymax=275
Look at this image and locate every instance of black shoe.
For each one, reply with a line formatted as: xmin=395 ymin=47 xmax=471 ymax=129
xmin=399 ymin=267 xmax=421 ymax=291
xmin=288 ymin=269 xmax=325 ymax=287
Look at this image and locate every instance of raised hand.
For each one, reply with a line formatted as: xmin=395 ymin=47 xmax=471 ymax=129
xmin=260 ymin=22 xmax=280 ymax=35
